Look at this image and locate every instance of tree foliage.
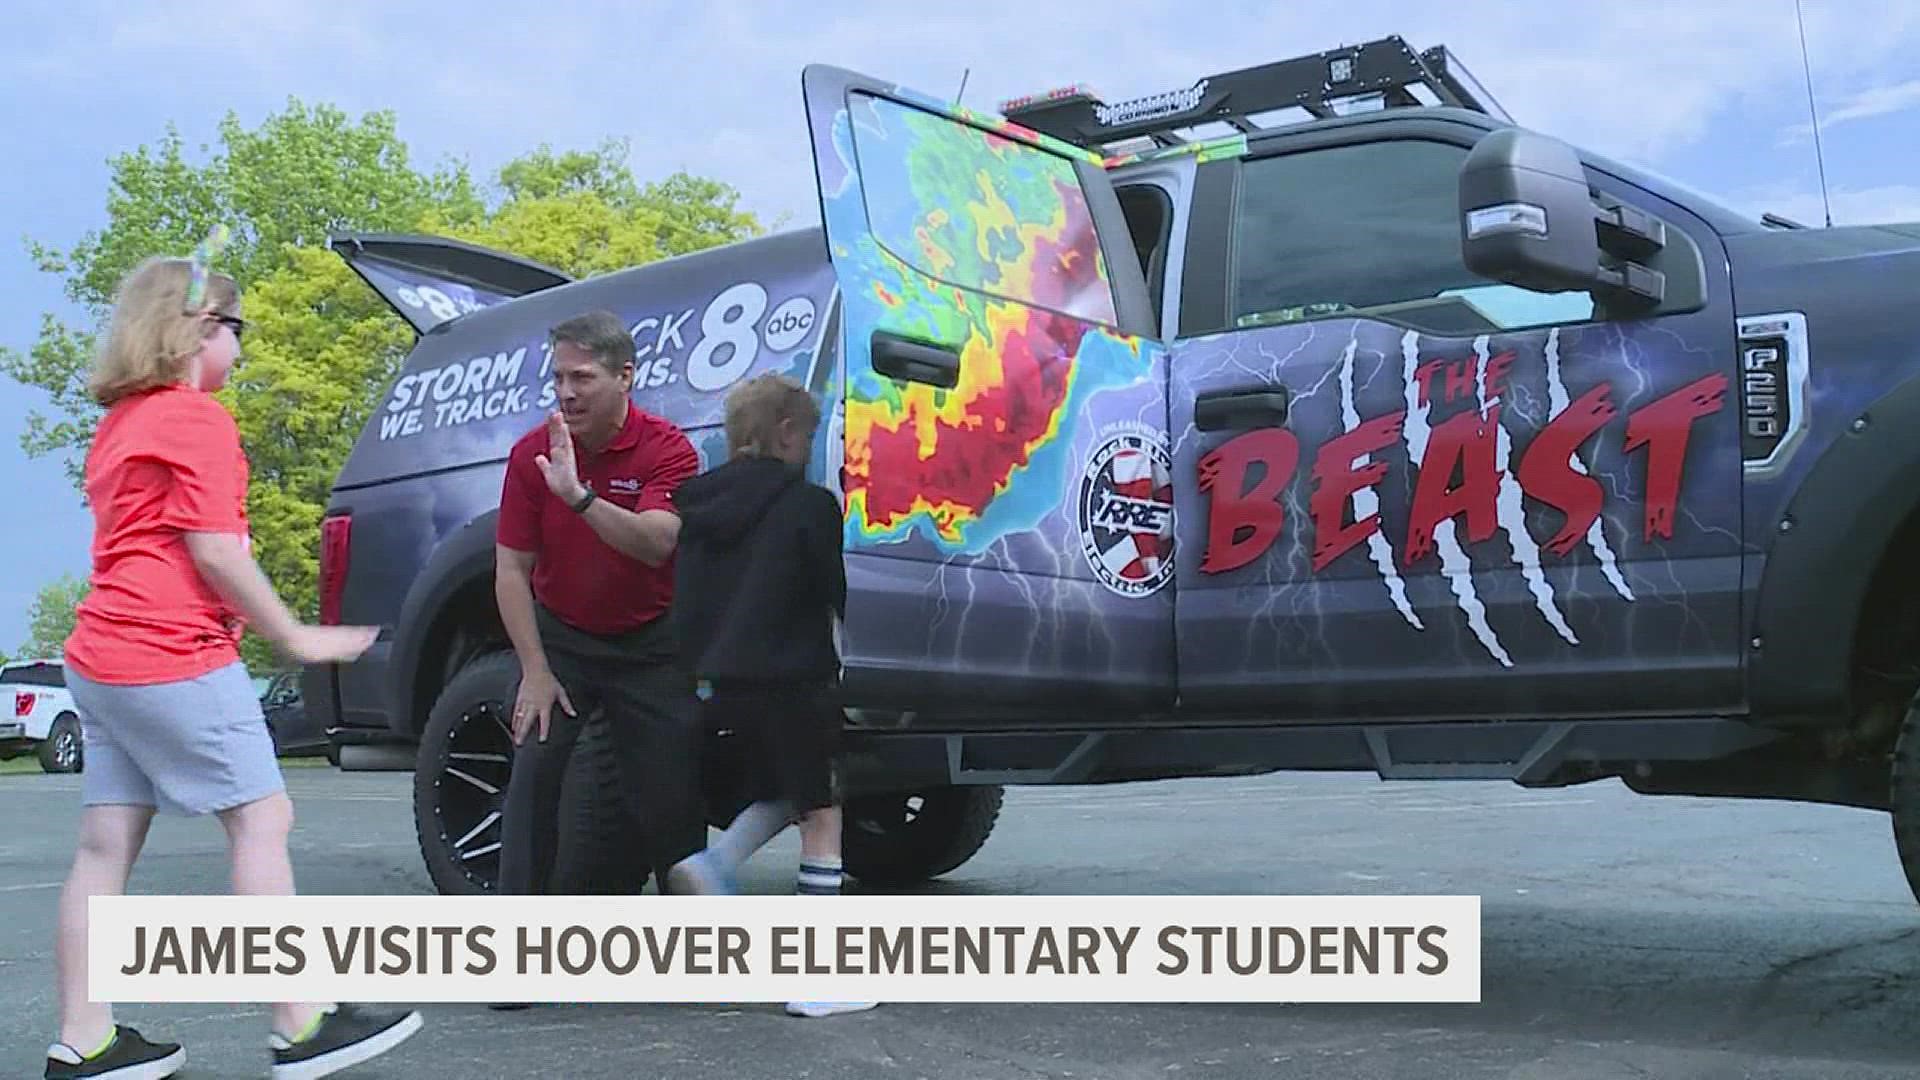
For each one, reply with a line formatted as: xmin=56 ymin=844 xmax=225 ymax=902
xmin=3 ymin=101 xmax=764 ymax=669
xmin=17 ymin=575 xmax=89 ymax=662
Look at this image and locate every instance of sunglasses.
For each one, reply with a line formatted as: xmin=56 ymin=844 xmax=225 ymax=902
xmin=206 ymin=313 xmax=246 ymax=341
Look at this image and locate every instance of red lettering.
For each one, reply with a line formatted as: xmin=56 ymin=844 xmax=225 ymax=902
xmin=1415 ymin=354 xmax=1513 ymax=406
xmin=1516 ymin=384 xmax=1617 ymax=556
xmin=1444 ymin=360 xmax=1475 ymax=405
xmin=1415 ymin=359 xmax=1449 ymax=407
xmin=1622 ymin=373 xmax=1728 ymax=541
xmin=1198 ymin=428 xmax=1300 ymax=574
xmin=1309 ymin=411 xmax=1407 ymax=571
xmin=1404 ymin=406 xmax=1503 ymax=568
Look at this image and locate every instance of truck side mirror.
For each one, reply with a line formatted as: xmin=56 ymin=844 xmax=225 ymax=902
xmin=1458 ymin=128 xmax=1667 ymax=312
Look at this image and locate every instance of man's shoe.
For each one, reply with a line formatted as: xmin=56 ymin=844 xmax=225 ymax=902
xmin=270 ymin=1003 xmax=423 ymax=1079
xmin=44 ymin=1025 xmax=185 ymax=1079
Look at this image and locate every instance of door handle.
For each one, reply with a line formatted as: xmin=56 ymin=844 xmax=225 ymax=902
xmin=1195 ymin=387 xmax=1290 ymax=431
xmin=872 ymin=330 xmax=961 ymax=389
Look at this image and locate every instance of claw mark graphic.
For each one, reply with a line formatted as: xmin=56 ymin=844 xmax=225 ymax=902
xmin=1544 ymin=327 xmax=1634 ymax=602
xmin=1338 ymin=339 xmax=1423 ymax=630
xmin=1402 ymin=330 xmax=1511 ymax=667
xmin=1476 ymin=335 xmax=1579 ymax=645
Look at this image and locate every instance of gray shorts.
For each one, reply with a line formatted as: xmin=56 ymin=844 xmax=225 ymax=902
xmin=68 ymin=661 xmax=285 ymax=817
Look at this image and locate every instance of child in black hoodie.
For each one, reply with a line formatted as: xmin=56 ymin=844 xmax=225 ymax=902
xmin=665 ymin=374 xmax=857 ymax=915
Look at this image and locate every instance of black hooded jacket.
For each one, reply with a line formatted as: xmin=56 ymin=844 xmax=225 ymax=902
xmin=669 ymin=454 xmax=845 ymax=685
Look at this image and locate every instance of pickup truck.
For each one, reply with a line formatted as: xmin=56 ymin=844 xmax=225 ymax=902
xmin=0 ymin=659 xmax=82 ymax=773
xmin=303 ymin=36 xmax=1920 ymax=905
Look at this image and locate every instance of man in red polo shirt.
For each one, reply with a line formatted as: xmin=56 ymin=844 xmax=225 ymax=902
xmin=493 ymin=308 xmax=706 ymax=910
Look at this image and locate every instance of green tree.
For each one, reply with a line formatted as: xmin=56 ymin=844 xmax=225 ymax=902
xmin=3 ymin=99 xmax=482 ymax=485
xmin=4 ymin=101 xmax=763 ymax=674
xmin=17 ymin=575 xmax=90 ymax=661
xmin=420 ymin=138 xmax=762 ymax=276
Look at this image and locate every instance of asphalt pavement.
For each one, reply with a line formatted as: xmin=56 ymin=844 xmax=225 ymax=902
xmin=2 ymin=765 xmax=1917 ymax=1079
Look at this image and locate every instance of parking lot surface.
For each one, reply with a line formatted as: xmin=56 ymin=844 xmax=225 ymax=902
xmin=3 ymin=766 xmax=1918 ymax=1078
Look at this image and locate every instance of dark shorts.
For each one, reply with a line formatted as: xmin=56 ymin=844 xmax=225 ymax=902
xmin=705 ymin=680 xmax=843 ymax=812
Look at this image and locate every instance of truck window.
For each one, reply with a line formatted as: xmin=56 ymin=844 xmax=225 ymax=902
xmin=1 ymin=662 xmax=65 ymax=688
xmin=1117 ymin=184 xmax=1173 ymax=321
xmin=849 ymin=93 xmax=1120 ymax=328
xmin=1230 ymin=139 xmax=1594 ymax=334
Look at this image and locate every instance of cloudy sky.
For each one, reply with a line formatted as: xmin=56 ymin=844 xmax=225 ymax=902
xmin=1 ymin=0 xmax=1916 ymax=654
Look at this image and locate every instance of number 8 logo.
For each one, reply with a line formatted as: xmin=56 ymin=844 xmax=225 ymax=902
xmin=686 ymin=282 xmax=768 ymax=392
xmin=414 ymin=285 xmax=461 ymax=323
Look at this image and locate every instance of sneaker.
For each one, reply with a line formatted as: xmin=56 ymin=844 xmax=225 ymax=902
xmin=666 ymin=851 xmax=738 ymax=895
xmin=44 ymin=1025 xmax=184 ymax=1079
xmin=784 ymin=1001 xmax=878 ymax=1018
xmin=270 ymin=1003 xmax=423 ymax=1079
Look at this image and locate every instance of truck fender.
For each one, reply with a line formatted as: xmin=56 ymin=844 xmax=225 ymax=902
xmin=1750 ymin=370 xmax=1920 ymax=719
xmin=386 ymin=510 xmax=501 ymax=738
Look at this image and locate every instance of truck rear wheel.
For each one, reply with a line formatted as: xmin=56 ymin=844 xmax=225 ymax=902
xmin=842 ymin=785 xmax=1003 ymax=888
xmin=38 ymin=713 xmax=81 ymax=774
xmin=1891 ymin=689 xmax=1920 ymax=907
xmin=412 ymin=651 xmax=649 ymax=896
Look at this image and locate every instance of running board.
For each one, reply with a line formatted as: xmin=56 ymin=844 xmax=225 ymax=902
xmin=833 ymin=717 xmax=1787 ymax=793
xmin=335 ymin=744 xmax=419 ymax=772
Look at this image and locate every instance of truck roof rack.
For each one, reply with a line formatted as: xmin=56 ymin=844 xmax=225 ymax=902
xmin=999 ymin=36 xmax=1511 ymax=157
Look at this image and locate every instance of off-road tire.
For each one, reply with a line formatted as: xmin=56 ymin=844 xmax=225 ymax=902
xmin=842 ymin=785 xmax=1004 ymax=888
xmin=413 ymin=651 xmax=650 ymax=897
xmin=1891 ymin=688 xmax=1920 ymax=907
xmin=38 ymin=713 xmax=81 ymax=774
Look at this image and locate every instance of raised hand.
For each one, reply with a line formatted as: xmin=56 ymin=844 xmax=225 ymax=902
xmin=533 ymin=411 xmax=586 ymax=504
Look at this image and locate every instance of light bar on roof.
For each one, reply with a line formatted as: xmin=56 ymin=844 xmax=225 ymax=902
xmin=998 ymin=83 xmax=1102 ymax=114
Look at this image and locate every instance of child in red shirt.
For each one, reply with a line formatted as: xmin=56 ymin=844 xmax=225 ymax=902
xmin=45 ymin=251 xmax=423 ymax=1080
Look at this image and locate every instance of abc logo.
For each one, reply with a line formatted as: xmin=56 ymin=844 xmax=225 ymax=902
xmin=763 ymin=296 xmax=817 ymax=353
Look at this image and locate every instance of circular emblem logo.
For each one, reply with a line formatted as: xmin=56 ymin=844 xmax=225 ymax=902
xmin=1078 ymin=429 xmax=1176 ymax=598
xmin=763 ymin=296 xmax=817 ymax=352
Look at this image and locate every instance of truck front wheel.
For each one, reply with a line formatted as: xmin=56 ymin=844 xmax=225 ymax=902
xmin=412 ymin=651 xmax=650 ymax=896
xmin=842 ymin=785 xmax=1004 ymax=888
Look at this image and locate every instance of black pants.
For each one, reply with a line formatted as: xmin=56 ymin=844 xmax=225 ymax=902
xmin=497 ymin=605 xmax=705 ymax=895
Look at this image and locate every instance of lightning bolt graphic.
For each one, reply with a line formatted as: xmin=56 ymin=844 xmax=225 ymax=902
xmin=1401 ymin=330 xmax=1511 ymax=668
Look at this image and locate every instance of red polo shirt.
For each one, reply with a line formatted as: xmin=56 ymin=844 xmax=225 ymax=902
xmin=496 ymin=403 xmax=699 ymax=635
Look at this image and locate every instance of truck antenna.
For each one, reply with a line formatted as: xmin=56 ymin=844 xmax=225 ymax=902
xmin=955 ymin=67 xmax=971 ymax=106
xmin=1795 ymin=0 xmax=1834 ymax=227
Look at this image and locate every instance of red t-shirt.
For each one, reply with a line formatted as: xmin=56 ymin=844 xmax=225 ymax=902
xmin=496 ymin=403 xmax=699 ymax=635
xmin=65 ymin=385 xmax=252 ymax=685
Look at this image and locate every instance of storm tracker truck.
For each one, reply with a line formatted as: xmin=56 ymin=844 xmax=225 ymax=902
xmin=306 ymin=37 xmax=1920 ymax=903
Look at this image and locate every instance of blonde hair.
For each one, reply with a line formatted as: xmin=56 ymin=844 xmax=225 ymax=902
xmin=724 ymin=373 xmax=821 ymax=458
xmin=88 ymin=256 xmax=240 ymax=407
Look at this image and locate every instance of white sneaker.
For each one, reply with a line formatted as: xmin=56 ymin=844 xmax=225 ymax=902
xmin=784 ymin=1001 xmax=878 ymax=1018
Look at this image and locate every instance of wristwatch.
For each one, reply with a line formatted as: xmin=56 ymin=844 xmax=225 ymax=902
xmin=570 ymin=488 xmax=597 ymax=513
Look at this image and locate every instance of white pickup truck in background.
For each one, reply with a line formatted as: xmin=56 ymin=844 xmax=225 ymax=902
xmin=0 ymin=659 xmax=81 ymax=773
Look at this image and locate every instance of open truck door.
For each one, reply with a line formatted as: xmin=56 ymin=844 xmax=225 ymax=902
xmin=327 ymin=232 xmax=573 ymax=335
xmin=798 ymin=65 xmax=1176 ymax=723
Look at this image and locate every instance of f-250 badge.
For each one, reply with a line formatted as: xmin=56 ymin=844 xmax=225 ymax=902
xmin=1079 ymin=427 xmax=1176 ymax=599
